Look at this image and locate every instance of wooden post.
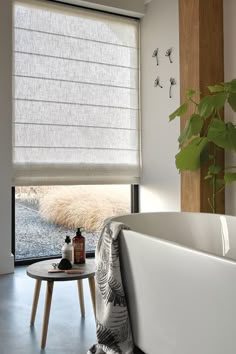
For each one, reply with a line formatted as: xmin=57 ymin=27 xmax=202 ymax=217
xmin=179 ymin=0 xmax=224 ymax=213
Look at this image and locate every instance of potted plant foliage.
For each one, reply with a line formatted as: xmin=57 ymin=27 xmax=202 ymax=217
xmin=170 ymin=79 xmax=236 ymax=213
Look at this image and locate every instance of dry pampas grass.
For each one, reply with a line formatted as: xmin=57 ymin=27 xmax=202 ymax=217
xmin=15 ymin=186 xmax=54 ymax=199
xmin=39 ymin=185 xmax=130 ymax=232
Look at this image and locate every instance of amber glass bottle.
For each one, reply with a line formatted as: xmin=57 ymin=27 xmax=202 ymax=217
xmin=72 ymin=228 xmax=85 ymax=264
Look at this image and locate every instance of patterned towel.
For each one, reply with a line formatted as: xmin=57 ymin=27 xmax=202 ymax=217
xmin=88 ymin=221 xmax=134 ymax=354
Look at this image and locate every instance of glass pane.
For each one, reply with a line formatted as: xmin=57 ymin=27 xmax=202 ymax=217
xmin=15 ymin=185 xmax=130 ymax=260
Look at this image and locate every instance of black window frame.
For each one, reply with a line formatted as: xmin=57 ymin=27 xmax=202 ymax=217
xmin=12 ymin=185 xmax=139 ymax=266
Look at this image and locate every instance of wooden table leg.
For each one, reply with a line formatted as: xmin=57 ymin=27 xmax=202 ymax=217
xmin=77 ymin=279 xmax=85 ymax=317
xmin=88 ymin=276 xmax=96 ymax=318
xmin=30 ymin=279 xmax=42 ymax=326
xmin=41 ymin=281 xmax=54 ymax=349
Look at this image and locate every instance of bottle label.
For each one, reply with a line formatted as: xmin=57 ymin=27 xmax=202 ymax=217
xmin=73 ymin=239 xmax=85 ymax=264
xmin=62 ymin=249 xmax=72 ymax=262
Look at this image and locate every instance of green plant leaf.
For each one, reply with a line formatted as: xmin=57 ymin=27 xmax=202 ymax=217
xmin=224 ymin=173 xmax=236 ymax=184
xmin=228 ymin=93 xmax=236 ymax=112
xmin=175 ymin=137 xmax=209 ymax=171
xmin=185 ymin=89 xmax=196 ymax=99
xmin=178 ymin=114 xmax=204 ymax=146
xmin=211 ymin=92 xmax=228 ymax=110
xmin=208 ymin=85 xmax=224 ymax=93
xmin=224 ymin=79 xmax=236 ymax=93
xmin=198 ymin=93 xmax=227 ymax=118
xmin=169 ymin=102 xmax=188 ymax=121
xmin=207 ymin=119 xmax=236 ymax=151
xmin=208 ymin=164 xmax=221 ymax=175
xmin=198 ymin=95 xmax=214 ymax=118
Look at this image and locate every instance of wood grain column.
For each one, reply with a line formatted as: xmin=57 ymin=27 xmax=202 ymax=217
xmin=179 ymin=0 xmax=224 ymax=213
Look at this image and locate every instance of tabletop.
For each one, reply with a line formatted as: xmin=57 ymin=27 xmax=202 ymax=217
xmin=26 ymin=258 xmax=96 ymax=282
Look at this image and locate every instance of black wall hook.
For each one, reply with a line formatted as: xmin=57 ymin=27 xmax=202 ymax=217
xmin=165 ymin=47 xmax=173 ymax=63
xmin=169 ymin=77 xmax=176 ymax=98
xmin=154 ymin=76 xmax=163 ymax=88
xmin=152 ymin=48 xmax=159 ymax=66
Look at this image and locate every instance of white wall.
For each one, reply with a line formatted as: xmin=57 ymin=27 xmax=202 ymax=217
xmin=224 ymin=0 xmax=236 ymax=216
xmin=0 ymin=0 xmax=14 ymax=274
xmin=55 ymin=0 xmax=145 ymax=17
xmin=140 ymin=0 xmax=181 ymax=212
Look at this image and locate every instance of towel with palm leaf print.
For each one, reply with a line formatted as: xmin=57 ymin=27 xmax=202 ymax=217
xmin=88 ymin=221 xmax=134 ymax=354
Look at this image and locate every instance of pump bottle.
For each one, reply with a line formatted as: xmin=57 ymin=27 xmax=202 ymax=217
xmin=61 ymin=235 xmax=73 ymax=263
xmin=72 ymin=228 xmax=85 ymax=264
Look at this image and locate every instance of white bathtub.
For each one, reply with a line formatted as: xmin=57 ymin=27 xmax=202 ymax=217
xmin=112 ymin=212 xmax=236 ymax=354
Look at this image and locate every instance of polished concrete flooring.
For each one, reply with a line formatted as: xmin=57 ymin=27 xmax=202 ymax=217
xmin=0 ymin=265 xmax=96 ymax=354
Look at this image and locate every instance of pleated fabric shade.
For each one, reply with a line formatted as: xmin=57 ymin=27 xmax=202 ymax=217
xmin=13 ymin=1 xmax=140 ymax=185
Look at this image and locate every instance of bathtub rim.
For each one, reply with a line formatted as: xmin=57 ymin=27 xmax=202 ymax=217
xmin=111 ymin=211 xmax=236 ymax=265
xmin=118 ymin=228 xmax=236 ymax=266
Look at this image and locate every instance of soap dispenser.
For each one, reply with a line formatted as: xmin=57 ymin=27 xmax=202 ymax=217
xmin=62 ymin=235 xmax=73 ymax=263
xmin=72 ymin=228 xmax=85 ymax=264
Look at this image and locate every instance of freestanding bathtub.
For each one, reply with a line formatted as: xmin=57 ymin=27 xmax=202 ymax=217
xmin=112 ymin=212 xmax=236 ymax=354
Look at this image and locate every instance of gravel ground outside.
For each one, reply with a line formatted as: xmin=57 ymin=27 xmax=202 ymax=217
xmin=15 ymin=201 xmax=99 ymax=260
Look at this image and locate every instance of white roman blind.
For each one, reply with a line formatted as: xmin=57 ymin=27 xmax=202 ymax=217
xmin=13 ymin=1 xmax=140 ymax=185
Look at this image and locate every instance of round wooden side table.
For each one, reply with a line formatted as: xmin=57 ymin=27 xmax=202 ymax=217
xmin=27 ymin=258 xmax=96 ymax=349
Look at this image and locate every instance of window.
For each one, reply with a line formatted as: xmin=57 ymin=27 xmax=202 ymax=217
xmin=13 ymin=1 xmax=140 ymax=262
xmin=14 ymin=185 xmax=132 ymax=261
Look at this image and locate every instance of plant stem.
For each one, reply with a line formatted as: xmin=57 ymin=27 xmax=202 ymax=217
xmin=212 ymin=174 xmax=216 ymax=213
xmin=216 ymin=185 xmax=225 ymax=195
xmin=189 ymin=98 xmax=198 ymax=106
xmin=216 ymin=109 xmax=222 ymax=120
xmin=208 ymin=197 xmax=213 ymax=212
xmin=211 ymin=147 xmax=217 ymax=213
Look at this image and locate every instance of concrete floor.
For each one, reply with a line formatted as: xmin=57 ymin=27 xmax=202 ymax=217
xmin=0 ymin=265 xmax=96 ymax=354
